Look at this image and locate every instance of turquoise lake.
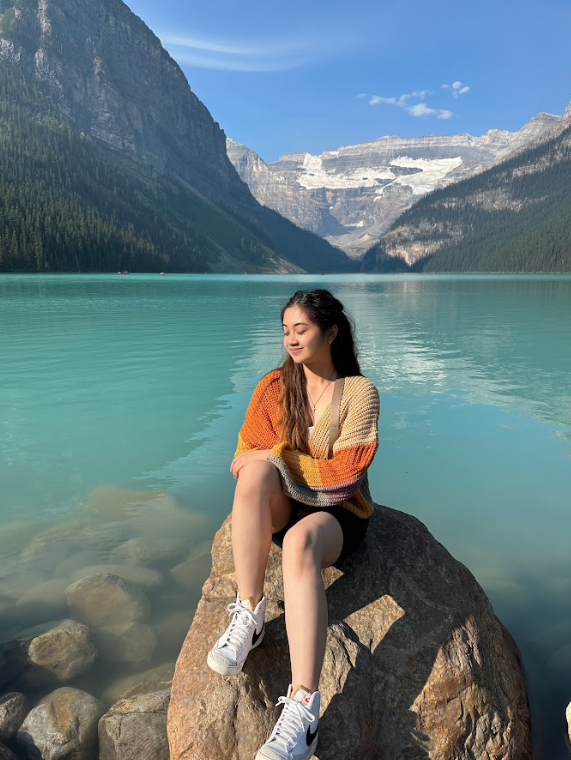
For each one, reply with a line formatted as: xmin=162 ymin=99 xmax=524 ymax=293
xmin=1 ymin=273 xmax=570 ymax=758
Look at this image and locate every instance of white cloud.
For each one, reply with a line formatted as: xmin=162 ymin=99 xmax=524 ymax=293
xmin=362 ymin=89 xmax=454 ymax=120
xmin=157 ymin=31 xmax=331 ymax=72
xmin=442 ymin=81 xmax=471 ymax=98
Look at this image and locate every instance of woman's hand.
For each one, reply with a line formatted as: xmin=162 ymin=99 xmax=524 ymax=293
xmin=230 ymin=449 xmax=271 ymax=479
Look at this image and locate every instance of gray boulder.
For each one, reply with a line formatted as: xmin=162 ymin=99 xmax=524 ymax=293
xmin=17 ymin=687 xmax=105 ymax=760
xmin=167 ymin=505 xmax=533 ymax=760
xmin=99 ymin=690 xmax=170 ymax=760
xmin=65 ymin=573 xmax=150 ymax=626
xmin=0 ymin=692 xmax=27 ymax=741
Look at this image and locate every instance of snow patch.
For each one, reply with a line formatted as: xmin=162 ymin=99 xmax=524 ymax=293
xmin=298 ymin=153 xmax=394 ymax=190
xmin=390 ymin=156 xmax=463 ymax=194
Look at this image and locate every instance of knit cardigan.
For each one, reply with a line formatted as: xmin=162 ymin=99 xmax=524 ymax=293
xmin=234 ymin=369 xmax=380 ymax=519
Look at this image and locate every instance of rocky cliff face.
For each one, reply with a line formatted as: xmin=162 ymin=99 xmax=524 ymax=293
xmin=0 ymin=0 xmax=251 ymax=211
xmin=228 ymin=110 xmax=567 ymax=258
xmin=0 ymin=0 xmax=353 ymax=273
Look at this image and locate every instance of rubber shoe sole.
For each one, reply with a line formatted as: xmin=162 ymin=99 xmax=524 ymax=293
xmin=206 ymin=625 xmax=265 ymax=676
xmin=254 ymin=734 xmax=317 ymax=760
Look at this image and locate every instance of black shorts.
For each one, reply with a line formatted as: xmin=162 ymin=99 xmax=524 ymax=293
xmin=271 ymin=501 xmax=369 ymax=565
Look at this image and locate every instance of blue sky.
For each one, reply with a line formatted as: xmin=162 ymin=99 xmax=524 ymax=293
xmin=127 ymin=0 xmax=571 ymax=163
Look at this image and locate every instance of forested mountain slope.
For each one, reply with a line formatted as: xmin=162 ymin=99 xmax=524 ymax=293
xmin=362 ymin=109 xmax=571 ymax=273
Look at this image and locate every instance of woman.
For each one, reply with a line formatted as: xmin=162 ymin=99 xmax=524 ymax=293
xmin=207 ymin=289 xmax=380 ymax=760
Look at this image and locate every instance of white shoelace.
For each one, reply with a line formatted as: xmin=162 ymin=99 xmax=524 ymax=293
xmin=219 ymin=601 xmax=257 ymax=656
xmin=271 ymin=695 xmax=316 ymax=754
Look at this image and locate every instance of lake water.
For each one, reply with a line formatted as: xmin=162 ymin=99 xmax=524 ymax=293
xmin=1 ymin=273 xmax=570 ymax=758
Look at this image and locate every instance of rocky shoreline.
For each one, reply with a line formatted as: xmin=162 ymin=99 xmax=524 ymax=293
xmin=0 ymin=486 xmax=211 ymax=760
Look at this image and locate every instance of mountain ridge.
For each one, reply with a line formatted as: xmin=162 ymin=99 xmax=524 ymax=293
xmin=227 ymin=107 xmax=569 ymax=258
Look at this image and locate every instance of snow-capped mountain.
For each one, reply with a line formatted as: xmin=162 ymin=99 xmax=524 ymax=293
xmin=227 ymin=111 xmax=566 ymax=258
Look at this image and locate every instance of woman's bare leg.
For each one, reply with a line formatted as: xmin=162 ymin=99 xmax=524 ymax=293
xmin=232 ymin=460 xmax=292 ymax=606
xmin=281 ymin=512 xmax=343 ymax=692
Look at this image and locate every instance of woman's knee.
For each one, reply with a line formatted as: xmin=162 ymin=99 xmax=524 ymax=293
xmin=235 ymin=459 xmax=279 ymax=495
xmin=282 ymin=524 xmax=320 ymax=570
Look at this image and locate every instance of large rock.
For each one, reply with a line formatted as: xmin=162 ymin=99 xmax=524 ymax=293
xmin=98 ymin=690 xmax=170 ymax=760
xmin=2 ymin=619 xmax=97 ymax=689
xmin=0 ymin=692 xmax=27 ymax=741
xmin=17 ymin=687 xmax=105 ymax=760
xmin=167 ymin=505 xmax=532 ymax=760
xmin=65 ymin=573 xmax=150 ymax=626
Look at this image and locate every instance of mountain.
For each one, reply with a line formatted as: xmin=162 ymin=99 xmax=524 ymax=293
xmin=227 ymin=111 xmax=566 ymax=259
xmin=0 ymin=0 xmax=354 ymax=273
xmin=362 ymin=104 xmax=571 ymax=273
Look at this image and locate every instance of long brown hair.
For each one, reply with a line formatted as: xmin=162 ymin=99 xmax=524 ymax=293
xmin=279 ymin=289 xmax=361 ymax=452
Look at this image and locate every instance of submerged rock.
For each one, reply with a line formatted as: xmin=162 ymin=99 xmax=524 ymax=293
xmin=98 ymin=689 xmax=170 ymax=760
xmin=167 ymin=505 xmax=533 ymax=760
xmin=169 ymin=540 xmax=213 ymax=592
xmin=70 ymin=564 xmax=164 ymax=591
xmin=17 ymin=687 xmax=104 ymax=760
xmin=2 ymin=618 xmax=97 ymax=689
xmin=100 ymin=662 xmax=174 ymax=706
xmin=66 ymin=573 xmax=150 ymax=626
xmin=93 ymin=621 xmax=157 ymax=665
xmin=111 ymin=536 xmax=188 ymax=565
xmin=16 ymin=578 xmax=69 ymax=625
xmin=0 ymin=692 xmax=27 ymax=741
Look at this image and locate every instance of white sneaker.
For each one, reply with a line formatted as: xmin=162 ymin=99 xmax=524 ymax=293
xmin=206 ymin=592 xmax=266 ymax=676
xmin=255 ymin=684 xmax=320 ymax=760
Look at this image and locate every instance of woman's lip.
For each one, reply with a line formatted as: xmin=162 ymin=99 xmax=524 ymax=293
xmin=289 ymin=348 xmax=302 ymax=353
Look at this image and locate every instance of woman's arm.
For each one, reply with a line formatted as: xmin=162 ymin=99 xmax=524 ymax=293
xmin=267 ymin=378 xmax=380 ymax=507
xmin=230 ymin=370 xmax=281 ymax=477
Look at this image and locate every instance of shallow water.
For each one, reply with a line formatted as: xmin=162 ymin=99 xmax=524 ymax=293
xmin=1 ymin=273 xmax=570 ymax=757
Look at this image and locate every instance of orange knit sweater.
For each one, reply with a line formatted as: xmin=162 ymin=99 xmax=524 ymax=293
xmin=235 ymin=369 xmax=380 ymax=519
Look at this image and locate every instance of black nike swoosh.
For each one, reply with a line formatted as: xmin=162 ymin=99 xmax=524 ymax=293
xmin=252 ymin=623 xmax=264 ymax=646
xmin=306 ymin=723 xmax=318 ymax=746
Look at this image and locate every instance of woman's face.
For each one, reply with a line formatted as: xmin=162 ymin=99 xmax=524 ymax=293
xmin=282 ymin=306 xmax=336 ymax=366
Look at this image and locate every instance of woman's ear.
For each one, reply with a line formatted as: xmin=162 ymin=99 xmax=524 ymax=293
xmin=328 ymin=325 xmax=339 ymax=343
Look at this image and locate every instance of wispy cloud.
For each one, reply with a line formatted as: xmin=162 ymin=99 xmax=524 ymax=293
xmin=442 ymin=81 xmax=471 ymax=98
xmin=158 ymin=32 xmax=321 ymax=72
xmin=359 ymin=90 xmax=453 ymax=120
